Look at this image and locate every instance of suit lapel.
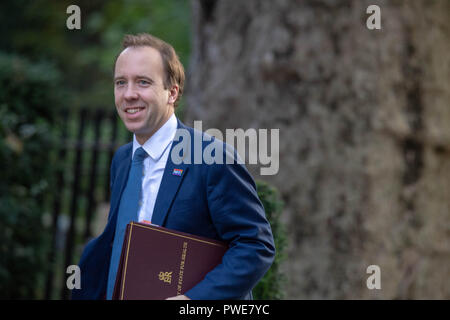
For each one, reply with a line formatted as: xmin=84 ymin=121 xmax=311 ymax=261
xmin=151 ymin=160 xmax=189 ymax=226
xmin=151 ymin=119 xmax=190 ymax=226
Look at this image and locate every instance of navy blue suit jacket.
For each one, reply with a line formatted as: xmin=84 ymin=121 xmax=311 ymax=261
xmin=71 ymin=119 xmax=275 ymax=300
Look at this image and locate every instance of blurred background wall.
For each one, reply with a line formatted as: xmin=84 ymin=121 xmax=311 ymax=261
xmin=0 ymin=0 xmax=449 ymax=299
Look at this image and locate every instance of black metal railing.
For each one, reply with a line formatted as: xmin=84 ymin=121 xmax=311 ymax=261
xmin=44 ymin=108 xmax=131 ymax=299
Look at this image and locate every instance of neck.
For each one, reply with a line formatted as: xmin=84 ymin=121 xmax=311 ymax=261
xmin=135 ymin=109 xmax=174 ymax=145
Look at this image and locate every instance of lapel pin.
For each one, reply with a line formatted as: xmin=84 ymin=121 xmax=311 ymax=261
xmin=172 ymin=168 xmax=183 ymax=176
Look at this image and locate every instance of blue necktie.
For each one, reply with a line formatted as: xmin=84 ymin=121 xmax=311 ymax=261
xmin=106 ymin=147 xmax=148 ymax=299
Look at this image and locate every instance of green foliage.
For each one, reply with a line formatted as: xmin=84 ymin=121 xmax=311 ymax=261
xmin=253 ymin=180 xmax=287 ymax=300
xmin=0 ymin=0 xmax=191 ymax=111
xmin=0 ymin=52 xmax=61 ymax=298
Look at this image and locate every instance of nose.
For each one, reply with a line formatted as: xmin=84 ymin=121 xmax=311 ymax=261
xmin=124 ymin=83 xmax=139 ymax=101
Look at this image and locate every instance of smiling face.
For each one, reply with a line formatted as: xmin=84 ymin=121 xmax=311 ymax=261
xmin=114 ymin=46 xmax=178 ymax=145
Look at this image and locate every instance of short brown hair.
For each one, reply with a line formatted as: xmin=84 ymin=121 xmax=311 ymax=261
xmin=114 ymin=33 xmax=185 ymax=108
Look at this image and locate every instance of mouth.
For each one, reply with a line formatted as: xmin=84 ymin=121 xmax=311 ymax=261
xmin=122 ymin=106 xmax=146 ymax=120
xmin=124 ymin=106 xmax=145 ymax=114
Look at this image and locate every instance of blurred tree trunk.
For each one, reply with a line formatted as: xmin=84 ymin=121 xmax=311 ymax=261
xmin=184 ymin=0 xmax=450 ymax=298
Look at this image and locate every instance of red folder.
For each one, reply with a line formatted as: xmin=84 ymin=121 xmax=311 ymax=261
xmin=112 ymin=222 xmax=228 ymax=300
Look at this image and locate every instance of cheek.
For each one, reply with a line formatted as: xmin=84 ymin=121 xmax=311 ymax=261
xmin=114 ymin=89 xmax=122 ymax=104
xmin=146 ymin=87 xmax=166 ymax=102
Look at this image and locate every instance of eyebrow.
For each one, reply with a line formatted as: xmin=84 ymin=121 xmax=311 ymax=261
xmin=114 ymin=75 xmax=154 ymax=82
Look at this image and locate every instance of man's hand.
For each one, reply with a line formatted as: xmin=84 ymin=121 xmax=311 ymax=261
xmin=166 ymin=295 xmax=191 ymax=300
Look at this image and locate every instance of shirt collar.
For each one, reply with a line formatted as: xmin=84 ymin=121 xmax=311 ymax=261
xmin=132 ymin=113 xmax=177 ymax=161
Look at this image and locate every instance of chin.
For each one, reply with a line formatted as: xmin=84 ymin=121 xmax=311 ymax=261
xmin=124 ymin=123 xmax=143 ymax=134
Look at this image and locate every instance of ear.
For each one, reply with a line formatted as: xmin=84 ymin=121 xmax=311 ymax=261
xmin=168 ymin=84 xmax=179 ymax=105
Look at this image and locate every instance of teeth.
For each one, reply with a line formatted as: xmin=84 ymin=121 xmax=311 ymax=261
xmin=126 ymin=108 xmax=142 ymax=114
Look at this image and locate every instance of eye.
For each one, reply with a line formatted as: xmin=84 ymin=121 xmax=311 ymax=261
xmin=115 ymin=80 xmax=126 ymax=86
xmin=138 ymin=79 xmax=150 ymax=86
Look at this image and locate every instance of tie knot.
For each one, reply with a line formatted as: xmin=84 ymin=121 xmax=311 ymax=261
xmin=133 ymin=147 xmax=148 ymax=163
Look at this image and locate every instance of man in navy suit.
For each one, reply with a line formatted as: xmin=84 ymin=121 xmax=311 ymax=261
xmin=72 ymin=33 xmax=275 ymax=300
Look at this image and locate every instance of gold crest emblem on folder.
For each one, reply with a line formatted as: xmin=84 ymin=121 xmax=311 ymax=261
xmin=158 ymin=271 xmax=172 ymax=284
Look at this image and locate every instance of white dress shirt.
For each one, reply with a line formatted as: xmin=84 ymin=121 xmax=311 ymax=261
xmin=132 ymin=113 xmax=178 ymax=223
